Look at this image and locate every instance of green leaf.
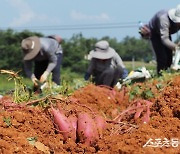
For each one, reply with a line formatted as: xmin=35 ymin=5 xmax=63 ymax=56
xmin=141 ymin=89 xmax=154 ymax=99
xmin=3 ymin=117 xmax=11 ymax=127
xmin=156 ymin=83 xmax=163 ymax=90
xmin=27 ymin=137 xmax=37 ymax=145
xmin=129 ymin=85 xmax=141 ymax=100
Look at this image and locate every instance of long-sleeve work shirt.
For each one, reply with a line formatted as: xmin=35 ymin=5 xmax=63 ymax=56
xmin=87 ymin=50 xmax=125 ymax=75
xmin=24 ymin=37 xmax=63 ymax=78
xmin=149 ymin=10 xmax=180 ymax=50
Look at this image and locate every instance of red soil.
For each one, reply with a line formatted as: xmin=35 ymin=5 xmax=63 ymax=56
xmin=0 ymin=75 xmax=179 ymax=154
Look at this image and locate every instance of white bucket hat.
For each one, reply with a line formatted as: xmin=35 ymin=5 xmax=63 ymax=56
xmin=89 ymin=40 xmax=115 ymax=60
xmin=168 ymin=4 xmax=180 ymax=23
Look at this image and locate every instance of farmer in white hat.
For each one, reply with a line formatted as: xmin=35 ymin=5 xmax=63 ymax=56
xmin=84 ymin=40 xmax=128 ymax=87
xmin=21 ymin=35 xmax=63 ymax=91
xmin=141 ymin=4 xmax=180 ymax=74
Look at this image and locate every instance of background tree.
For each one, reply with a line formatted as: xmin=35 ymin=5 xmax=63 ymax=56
xmin=0 ymin=29 xmax=160 ymax=76
xmin=0 ymin=29 xmax=42 ymax=72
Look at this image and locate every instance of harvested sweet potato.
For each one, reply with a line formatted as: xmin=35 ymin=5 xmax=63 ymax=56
xmin=51 ymin=107 xmax=76 ymax=141
xmin=94 ymin=115 xmax=106 ymax=138
xmin=68 ymin=114 xmax=78 ymax=141
xmin=134 ymin=102 xmax=144 ymax=119
xmin=77 ymin=112 xmax=99 ymax=145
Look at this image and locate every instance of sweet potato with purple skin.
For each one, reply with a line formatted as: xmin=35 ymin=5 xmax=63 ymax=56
xmin=68 ymin=115 xmax=78 ymax=141
xmin=94 ymin=115 xmax=106 ymax=138
xmin=141 ymin=100 xmax=152 ymax=123
xmin=142 ymin=106 xmax=151 ymax=123
xmin=51 ymin=107 xmax=76 ymax=141
xmin=134 ymin=102 xmax=144 ymax=120
xmin=77 ymin=112 xmax=99 ymax=145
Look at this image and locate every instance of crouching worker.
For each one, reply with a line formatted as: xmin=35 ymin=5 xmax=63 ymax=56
xmin=84 ymin=40 xmax=128 ymax=87
xmin=21 ymin=35 xmax=63 ymax=91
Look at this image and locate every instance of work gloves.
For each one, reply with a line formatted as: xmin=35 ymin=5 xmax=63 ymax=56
xmin=31 ymin=76 xmax=38 ymax=86
xmin=122 ymin=68 xmax=129 ymax=79
xmin=171 ymin=44 xmax=180 ymax=70
xmin=84 ymin=72 xmax=91 ymax=80
xmin=31 ymin=71 xmax=49 ymax=85
xmin=40 ymin=71 xmax=49 ymax=83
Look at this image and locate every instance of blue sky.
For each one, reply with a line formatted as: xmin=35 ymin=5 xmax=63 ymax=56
xmin=0 ymin=0 xmax=180 ymax=41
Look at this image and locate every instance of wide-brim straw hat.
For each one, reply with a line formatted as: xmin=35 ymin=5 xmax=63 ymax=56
xmin=168 ymin=4 xmax=180 ymax=23
xmin=21 ymin=36 xmax=41 ymax=60
xmin=90 ymin=40 xmax=115 ymax=59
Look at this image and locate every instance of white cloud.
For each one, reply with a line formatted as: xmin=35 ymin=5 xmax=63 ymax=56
xmin=6 ymin=0 xmax=35 ymax=26
xmin=70 ymin=10 xmax=110 ymax=21
xmin=6 ymin=0 xmax=61 ymax=27
xmin=10 ymin=12 xmax=34 ymax=27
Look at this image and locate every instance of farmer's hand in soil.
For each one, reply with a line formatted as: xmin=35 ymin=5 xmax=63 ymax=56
xmin=31 ymin=76 xmax=39 ymax=86
xmin=40 ymin=71 xmax=49 ymax=83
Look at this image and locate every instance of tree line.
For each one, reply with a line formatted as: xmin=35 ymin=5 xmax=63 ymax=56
xmin=0 ymin=29 xmax=153 ymax=76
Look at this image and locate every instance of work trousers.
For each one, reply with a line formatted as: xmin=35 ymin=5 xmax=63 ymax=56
xmin=150 ymin=33 xmax=172 ymax=75
xmin=93 ymin=66 xmax=124 ymax=87
xmin=34 ymin=53 xmax=63 ymax=85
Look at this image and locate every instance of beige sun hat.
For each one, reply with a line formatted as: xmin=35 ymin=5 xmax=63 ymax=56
xmin=168 ymin=4 xmax=180 ymax=23
xmin=90 ymin=40 xmax=115 ymax=60
xmin=21 ymin=36 xmax=41 ymax=60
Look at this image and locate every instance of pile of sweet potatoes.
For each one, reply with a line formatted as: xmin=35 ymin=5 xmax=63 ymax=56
xmin=51 ymin=107 xmax=106 ymax=146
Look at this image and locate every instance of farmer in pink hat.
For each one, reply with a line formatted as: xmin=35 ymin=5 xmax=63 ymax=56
xmin=140 ymin=4 xmax=180 ymax=74
xmin=21 ymin=35 xmax=63 ymax=90
xmin=84 ymin=40 xmax=128 ymax=87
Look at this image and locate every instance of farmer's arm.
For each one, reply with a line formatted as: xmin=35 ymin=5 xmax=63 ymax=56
xmin=24 ymin=60 xmax=35 ymax=79
xmin=113 ymin=52 xmax=125 ymax=69
xmin=160 ymin=18 xmax=177 ymax=51
xmin=84 ymin=59 xmax=95 ymax=80
xmin=45 ymin=51 xmax=57 ymax=73
xmin=113 ymin=52 xmax=128 ymax=79
xmin=40 ymin=38 xmax=59 ymax=74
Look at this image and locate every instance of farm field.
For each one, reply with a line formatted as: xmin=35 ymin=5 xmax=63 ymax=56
xmin=0 ymin=61 xmax=156 ymax=94
xmin=0 ymin=71 xmax=179 ymax=153
xmin=124 ymin=60 xmax=156 ymax=71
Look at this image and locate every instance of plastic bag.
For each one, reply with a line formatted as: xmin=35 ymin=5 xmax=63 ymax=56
xmin=115 ymin=67 xmax=151 ymax=90
xmin=124 ymin=67 xmax=151 ymax=82
xmin=171 ymin=48 xmax=180 ymax=70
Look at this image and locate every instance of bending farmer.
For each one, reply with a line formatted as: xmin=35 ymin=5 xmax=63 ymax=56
xmin=84 ymin=40 xmax=128 ymax=87
xmin=147 ymin=4 xmax=180 ymax=74
xmin=21 ymin=35 xmax=63 ymax=90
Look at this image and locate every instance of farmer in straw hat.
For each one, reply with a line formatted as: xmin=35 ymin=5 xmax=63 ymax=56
xmin=21 ymin=35 xmax=63 ymax=91
xmin=140 ymin=4 xmax=180 ymax=74
xmin=84 ymin=40 xmax=128 ymax=87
